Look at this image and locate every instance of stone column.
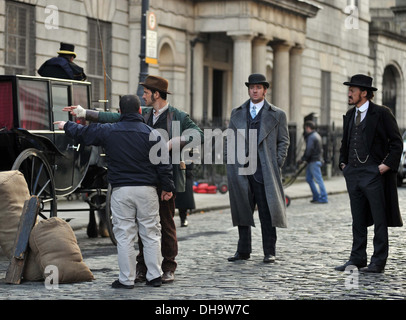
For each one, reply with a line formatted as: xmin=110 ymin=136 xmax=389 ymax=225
xmin=252 ymin=37 xmax=269 ymax=75
xmin=271 ymin=41 xmax=292 ymax=119
xmin=290 ymin=45 xmax=304 ymax=127
xmin=191 ymin=40 xmax=205 ymax=122
xmin=290 ymin=45 xmax=304 ymax=158
xmin=228 ymin=32 xmax=255 ymax=108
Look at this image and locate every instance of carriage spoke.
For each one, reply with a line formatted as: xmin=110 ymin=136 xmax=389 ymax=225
xmin=36 ymin=178 xmax=50 ymax=198
xmin=12 ymin=149 xmax=57 ymax=218
xmin=32 ymin=162 xmax=44 ymax=196
xmin=30 ymin=156 xmax=35 ymax=194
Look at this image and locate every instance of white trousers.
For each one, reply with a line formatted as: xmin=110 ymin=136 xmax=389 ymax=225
xmin=111 ymin=186 xmax=162 ymax=285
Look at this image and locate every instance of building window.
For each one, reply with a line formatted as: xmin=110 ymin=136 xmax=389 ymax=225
xmin=382 ymin=66 xmax=397 ymax=116
xmin=347 ymin=0 xmax=359 ymax=9
xmin=5 ymin=0 xmax=36 ymax=75
xmin=87 ymin=18 xmax=112 ymax=110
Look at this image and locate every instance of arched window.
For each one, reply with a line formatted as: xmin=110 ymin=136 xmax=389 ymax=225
xmin=382 ymin=66 xmax=398 ymax=116
xmin=159 ymin=43 xmax=174 ymax=67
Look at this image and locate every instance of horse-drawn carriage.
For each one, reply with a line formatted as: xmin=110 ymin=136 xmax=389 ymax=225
xmin=0 ymin=75 xmax=114 ymax=243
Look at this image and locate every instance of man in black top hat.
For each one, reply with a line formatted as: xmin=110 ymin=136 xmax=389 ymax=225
xmin=38 ymin=42 xmax=86 ymax=81
xmin=335 ymin=74 xmax=403 ymax=273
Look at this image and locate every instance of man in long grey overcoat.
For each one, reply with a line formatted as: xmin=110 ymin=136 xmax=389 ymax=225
xmin=226 ymin=74 xmax=290 ymax=263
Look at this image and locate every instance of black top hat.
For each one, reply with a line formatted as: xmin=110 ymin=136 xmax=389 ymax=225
xmin=245 ymin=73 xmax=270 ymax=88
xmin=343 ymin=74 xmax=377 ymax=91
xmin=57 ymin=42 xmax=77 ymax=58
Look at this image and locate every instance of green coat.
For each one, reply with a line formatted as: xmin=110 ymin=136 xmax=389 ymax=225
xmin=96 ymin=105 xmax=203 ymax=193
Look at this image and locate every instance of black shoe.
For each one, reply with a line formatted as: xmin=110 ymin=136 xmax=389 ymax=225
xmin=228 ymin=252 xmax=250 ymax=261
xmin=111 ymin=279 xmax=134 ymax=289
xmin=146 ymin=276 xmax=162 ymax=287
xmin=334 ymin=260 xmax=366 ymax=271
xmin=134 ymin=270 xmax=146 ymax=283
xmin=181 ymin=219 xmax=188 ymax=227
xmin=263 ymin=254 xmax=275 ymax=263
xmin=360 ymin=263 xmax=385 ymax=273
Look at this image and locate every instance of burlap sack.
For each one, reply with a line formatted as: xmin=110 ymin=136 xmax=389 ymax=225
xmin=0 ymin=171 xmax=30 ymax=258
xmin=0 ymin=171 xmax=43 ymax=280
xmin=29 ymin=217 xmax=94 ymax=283
xmin=23 ymin=251 xmax=44 ymax=281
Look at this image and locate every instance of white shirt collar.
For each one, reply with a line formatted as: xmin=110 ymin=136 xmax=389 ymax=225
xmin=152 ymin=103 xmax=169 ymax=125
xmin=250 ymin=100 xmax=264 ymax=112
xmin=153 ymin=103 xmax=169 ymax=116
xmin=356 ymin=100 xmax=369 ymax=113
xmin=354 ymin=100 xmax=369 ymax=124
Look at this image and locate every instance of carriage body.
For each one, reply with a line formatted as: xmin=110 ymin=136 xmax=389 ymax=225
xmin=0 ymin=75 xmax=104 ymax=217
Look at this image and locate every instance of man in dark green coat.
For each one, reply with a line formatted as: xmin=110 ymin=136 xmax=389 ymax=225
xmin=63 ymin=75 xmax=203 ymax=283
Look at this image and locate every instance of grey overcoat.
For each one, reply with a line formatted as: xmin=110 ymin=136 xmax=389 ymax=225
xmin=226 ymin=99 xmax=290 ymax=228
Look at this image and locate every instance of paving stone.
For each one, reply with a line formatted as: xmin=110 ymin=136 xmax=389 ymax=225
xmin=1 ymin=190 xmax=406 ymax=302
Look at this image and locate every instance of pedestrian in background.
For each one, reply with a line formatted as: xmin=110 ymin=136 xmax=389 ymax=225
xmin=175 ymin=160 xmax=196 ymax=227
xmin=55 ymin=95 xmax=175 ymax=288
xmin=335 ymin=74 xmax=403 ymax=273
xmin=226 ymin=73 xmax=290 ymax=264
xmin=298 ymin=120 xmax=328 ymax=204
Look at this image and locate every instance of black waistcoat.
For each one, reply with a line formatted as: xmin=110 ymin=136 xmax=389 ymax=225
xmin=348 ymin=116 xmax=375 ymax=167
xmin=147 ymin=109 xmax=169 ymax=132
xmin=247 ymin=106 xmax=264 ymax=183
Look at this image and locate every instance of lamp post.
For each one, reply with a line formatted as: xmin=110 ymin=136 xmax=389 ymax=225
xmin=137 ymin=0 xmax=149 ymax=103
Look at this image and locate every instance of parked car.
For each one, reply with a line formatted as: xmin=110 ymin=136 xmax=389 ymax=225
xmin=397 ymin=131 xmax=406 ymax=186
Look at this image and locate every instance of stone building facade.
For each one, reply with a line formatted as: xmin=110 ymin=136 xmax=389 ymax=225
xmin=1 ymin=0 xmax=406 ymax=134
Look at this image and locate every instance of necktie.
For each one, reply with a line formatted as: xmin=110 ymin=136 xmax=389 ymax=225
xmin=356 ymin=110 xmax=361 ymax=125
xmin=251 ymin=106 xmax=257 ymax=119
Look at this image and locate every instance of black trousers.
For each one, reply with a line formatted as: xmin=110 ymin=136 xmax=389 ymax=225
xmin=343 ymin=165 xmax=388 ymax=267
xmin=237 ymin=176 xmax=277 ymax=256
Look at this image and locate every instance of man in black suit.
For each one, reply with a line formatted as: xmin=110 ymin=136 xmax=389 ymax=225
xmin=335 ymin=74 xmax=403 ymax=273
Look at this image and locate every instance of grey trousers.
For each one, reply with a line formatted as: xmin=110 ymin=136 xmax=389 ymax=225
xmin=111 ymin=186 xmax=162 ymax=284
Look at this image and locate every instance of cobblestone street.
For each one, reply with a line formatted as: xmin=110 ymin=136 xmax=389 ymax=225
xmin=1 ymin=187 xmax=405 ymax=304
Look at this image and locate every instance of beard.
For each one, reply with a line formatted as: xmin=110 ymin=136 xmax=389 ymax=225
xmin=348 ymin=96 xmax=360 ymax=106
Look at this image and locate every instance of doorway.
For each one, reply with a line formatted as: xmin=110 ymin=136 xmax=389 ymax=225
xmin=212 ymin=69 xmax=224 ymax=127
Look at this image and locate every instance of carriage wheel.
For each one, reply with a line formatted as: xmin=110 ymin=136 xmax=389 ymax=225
xmin=12 ymin=148 xmax=57 ymax=219
xmin=105 ymin=184 xmax=117 ymax=245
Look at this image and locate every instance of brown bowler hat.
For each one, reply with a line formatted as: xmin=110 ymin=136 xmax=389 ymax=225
xmin=140 ymin=75 xmax=172 ymax=94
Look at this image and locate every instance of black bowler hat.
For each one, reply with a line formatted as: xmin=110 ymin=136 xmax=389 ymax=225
xmin=343 ymin=74 xmax=377 ymax=91
xmin=57 ymin=42 xmax=77 ymax=58
xmin=245 ymin=73 xmax=270 ymax=88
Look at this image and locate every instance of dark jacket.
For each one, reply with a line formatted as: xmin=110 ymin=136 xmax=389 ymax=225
xmin=301 ymin=130 xmax=323 ymax=163
xmin=94 ymin=105 xmax=204 ymax=193
xmin=339 ymin=102 xmax=403 ymax=227
xmin=64 ymin=112 xmax=175 ymax=191
xmin=38 ymin=57 xmax=87 ymax=81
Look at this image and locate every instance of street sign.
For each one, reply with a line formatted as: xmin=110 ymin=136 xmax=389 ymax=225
xmin=146 ymin=11 xmax=158 ymax=65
